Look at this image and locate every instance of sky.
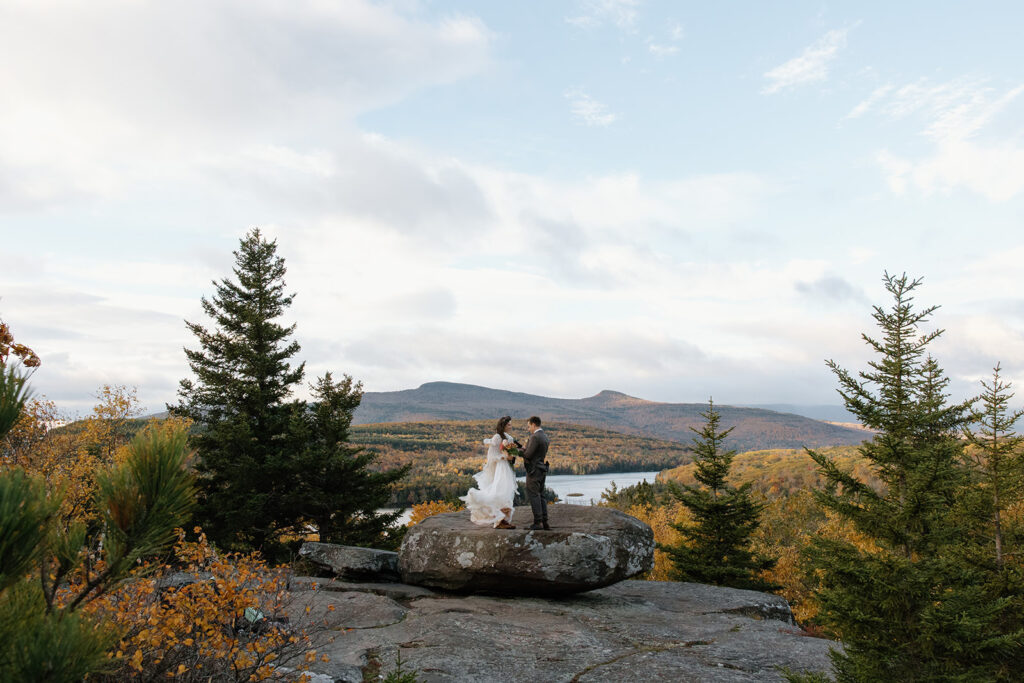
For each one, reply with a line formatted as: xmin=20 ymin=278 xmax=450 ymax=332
xmin=2 ymin=0 xmax=1024 ymax=416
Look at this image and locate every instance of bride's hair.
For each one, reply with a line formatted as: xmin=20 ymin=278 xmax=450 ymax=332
xmin=495 ymin=415 xmax=512 ymax=437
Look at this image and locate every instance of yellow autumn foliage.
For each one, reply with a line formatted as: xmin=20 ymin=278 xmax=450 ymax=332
xmin=0 ymin=384 xmax=175 ymax=524
xmin=0 ymin=319 xmax=41 ymax=368
xmin=623 ymin=502 xmax=689 ymax=581
xmin=407 ymin=499 xmax=464 ymax=526
xmin=84 ymin=528 xmax=331 ymax=682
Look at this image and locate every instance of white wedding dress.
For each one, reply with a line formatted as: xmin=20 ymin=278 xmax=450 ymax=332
xmin=461 ymin=433 xmax=517 ymax=527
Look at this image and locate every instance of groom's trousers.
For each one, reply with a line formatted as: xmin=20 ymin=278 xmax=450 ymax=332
xmin=525 ymin=469 xmax=548 ymax=524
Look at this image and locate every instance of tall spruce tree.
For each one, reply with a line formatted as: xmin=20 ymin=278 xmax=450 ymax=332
xmin=170 ymin=229 xmax=305 ymax=555
xmin=802 ymin=273 xmax=1023 ymax=681
xmin=658 ymin=399 xmax=775 ymax=590
xmin=963 ymin=363 xmax=1024 ymax=573
xmin=284 ymin=372 xmax=409 ymax=549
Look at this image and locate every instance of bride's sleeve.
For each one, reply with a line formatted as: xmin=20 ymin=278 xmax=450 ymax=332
xmin=483 ymin=435 xmax=501 ymax=461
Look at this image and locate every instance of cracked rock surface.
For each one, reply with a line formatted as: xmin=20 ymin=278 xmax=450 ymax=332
xmin=295 ymin=579 xmax=837 ymax=682
xmin=399 ymin=505 xmax=655 ymax=594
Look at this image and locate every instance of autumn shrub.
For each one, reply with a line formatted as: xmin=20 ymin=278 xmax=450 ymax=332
xmin=747 ymin=492 xmax=820 ymax=623
xmin=407 ymin=499 xmax=464 ymax=526
xmin=0 ymin=319 xmax=40 ymax=368
xmin=0 ymin=396 xmax=196 ymax=681
xmin=2 ymin=370 xmax=333 ymax=680
xmin=624 ymin=502 xmax=689 ymax=581
xmin=86 ymin=528 xmax=335 ymax=682
xmin=1 ymin=383 xmax=150 ymax=525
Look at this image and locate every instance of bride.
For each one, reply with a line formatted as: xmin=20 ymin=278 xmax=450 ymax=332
xmin=461 ymin=416 xmax=519 ymax=529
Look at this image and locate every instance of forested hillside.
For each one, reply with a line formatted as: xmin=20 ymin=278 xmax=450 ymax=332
xmin=658 ymin=445 xmax=882 ymax=497
xmin=351 ymin=420 xmax=692 ymax=506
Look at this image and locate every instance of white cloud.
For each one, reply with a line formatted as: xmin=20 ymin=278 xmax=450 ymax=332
xmin=875 ymin=150 xmax=914 ymax=195
xmin=0 ymin=0 xmax=492 ymax=209
xmin=877 ymin=141 xmax=1024 ymax=202
xmin=853 ymin=78 xmax=1024 ymax=200
xmin=795 ymin=275 xmax=869 ymax=305
xmin=844 ymin=84 xmax=894 ymax=119
xmin=210 ymin=133 xmax=495 ymax=244
xmin=13 ymin=2 xmax=1010 ymax=415
xmin=848 ymin=77 xmax=1024 ymax=141
xmin=848 ymin=247 xmax=876 ymax=265
xmin=564 ymin=88 xmax=619 ymax=126
xmin=648 ymin=42 xmax=679 ymax=57
xmin=0 ymin=0 xmax=497 ymax=411
xmin=647 ymin=22 xmax=683 ymax=57
xmin=762 ymin=28 xmax=850 ymax=95
xmin=566 ymin=0 xmax=640 ymax=31
xmin=2 ymin=103 xmax=785 ymax=411
xmin=266 ymin=215 xmax=842 ymax=403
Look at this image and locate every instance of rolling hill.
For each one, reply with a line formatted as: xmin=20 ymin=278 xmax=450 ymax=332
xmin=354 ymin=382 xmax=868 ymax=452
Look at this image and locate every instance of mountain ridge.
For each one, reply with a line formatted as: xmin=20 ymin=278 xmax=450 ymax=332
xmin=355 ymin=382 xmax=868 ymax=452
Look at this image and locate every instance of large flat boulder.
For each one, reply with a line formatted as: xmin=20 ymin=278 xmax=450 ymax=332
xmin=302 ymin=579 xmax=838 ymax=682
xmin=299 ymin=542 xmax=401 ymax=582
xmin=398 ymin=505 xmax=653 ymax=595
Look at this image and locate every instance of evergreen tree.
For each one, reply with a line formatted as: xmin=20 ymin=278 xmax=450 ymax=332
xmin=170 ymin=228 xmax=305 ymax=555
xmin=285 ymin=372 xmax=410 ymax=549
xmin=963 ymin=363 xmax=1024 ymax=572
xmin=802 ymin=273 xmax=1023 ymax=681
xmin=172 ymin=229 xmax=408 ymax=558
xmin=658 ymin=399 xmax=775 ymax=591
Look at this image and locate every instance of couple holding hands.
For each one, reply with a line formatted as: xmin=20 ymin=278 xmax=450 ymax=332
xmin=460 ymin=415 xmax=551 ymax=531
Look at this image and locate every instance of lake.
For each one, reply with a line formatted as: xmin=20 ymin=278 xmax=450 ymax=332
xmin=542 ymin=471 xmax=661 ymax=506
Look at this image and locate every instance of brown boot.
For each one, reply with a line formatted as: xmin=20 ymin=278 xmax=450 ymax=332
xmin=495 ymin=520 xmax=516 ymax=529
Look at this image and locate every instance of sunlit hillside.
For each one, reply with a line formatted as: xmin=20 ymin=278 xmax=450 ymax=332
xmin=351 ymin=420 xmax=692 ymax=506
xmin=657 ymin=445 xmax=882 ymax=498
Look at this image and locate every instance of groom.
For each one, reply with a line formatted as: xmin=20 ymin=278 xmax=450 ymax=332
xmin=521 ymin=416 xmax=551 ymax=530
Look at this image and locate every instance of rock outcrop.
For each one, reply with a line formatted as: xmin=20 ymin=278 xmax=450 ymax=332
xmin=287 ymin=577 xmax=838 ymax=682
xmin=398 ymin=505 xmax=654 ymax=595
xmin=299 ymin=542 xmax=400 ymax=583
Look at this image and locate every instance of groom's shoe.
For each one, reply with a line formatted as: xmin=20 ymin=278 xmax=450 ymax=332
xmin=527 ymin=523 xmax=544 ymax=530
xmin=542 ymin=522 xmax=551 ymax=530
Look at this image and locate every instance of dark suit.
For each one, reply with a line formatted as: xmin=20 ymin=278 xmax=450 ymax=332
xmin=521 ymin=428 xmax=550 ymax=525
